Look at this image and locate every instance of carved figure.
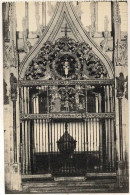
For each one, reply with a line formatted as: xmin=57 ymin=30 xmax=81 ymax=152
xmin=116 ymin=72 xmax=125 ymax=97
xmin=10 ymin=73 xmax=17 ymax=100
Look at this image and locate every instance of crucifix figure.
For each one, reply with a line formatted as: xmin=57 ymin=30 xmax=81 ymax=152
xmin=61 ymin=23 xmax=71 ymax=37
xmin=63 ymin=57 xmax=69 ymax=78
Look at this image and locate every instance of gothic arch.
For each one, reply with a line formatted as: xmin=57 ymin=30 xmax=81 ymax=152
xmin=19 ymin=2 xmax=114 ymax=80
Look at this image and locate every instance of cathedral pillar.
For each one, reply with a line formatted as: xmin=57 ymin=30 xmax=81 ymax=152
xmin=3 ymin=2 xmax=22 ymax=192
xmin=115 ymin=73 xmax=128 ymax=189
xmin=112 ymin=1 xmax=128 ymax=189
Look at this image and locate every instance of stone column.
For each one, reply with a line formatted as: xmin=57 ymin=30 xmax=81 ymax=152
xmin=116 ymin=72 xmax=128 ymax=190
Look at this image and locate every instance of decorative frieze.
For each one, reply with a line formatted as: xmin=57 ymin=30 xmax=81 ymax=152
xmin=19 ymin=79 xmax=114 ymax=87
xmin=20 ymin=112 xmax=115 ymax=120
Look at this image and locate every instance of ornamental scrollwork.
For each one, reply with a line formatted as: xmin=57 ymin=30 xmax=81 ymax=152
xmin=25 ymin=36 xmax=108 ymax=80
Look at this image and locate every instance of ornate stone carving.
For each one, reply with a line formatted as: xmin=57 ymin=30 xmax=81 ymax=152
xmin=4 ymin=79 xmax=9 ymax=104
xmin=100 ymin=16 xmax=112 ymax=52
xmin=22 ymin=17 xmax=32 ymax=53
xmin=115 ymin=36 xmax=128 ymax=66
xmin=25 ymin=37 xmax=108 ymax=80
xmin=89 ymin=2 xmax=98 ymax=37
xmin=10 ymin=73 xmax=17 ymax=101
xmin=3 ymin=41 xmax=18 ymax=68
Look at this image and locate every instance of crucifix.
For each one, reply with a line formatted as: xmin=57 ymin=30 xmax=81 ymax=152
xmin=63 ymin=56 xmax=69 ymax=78
xmin=61 ymin=23 xmax=71 ymax=37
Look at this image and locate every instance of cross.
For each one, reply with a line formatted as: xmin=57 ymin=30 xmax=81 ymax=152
xmin=61 ymin=23 xmax=71 ymax=37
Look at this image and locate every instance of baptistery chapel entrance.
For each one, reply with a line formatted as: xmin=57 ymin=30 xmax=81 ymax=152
xmin=19 ymin=36 xmax=116 ymax=176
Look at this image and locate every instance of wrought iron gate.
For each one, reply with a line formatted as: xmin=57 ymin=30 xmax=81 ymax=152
xmin=19 ymin=83 xmax=117 ymax=176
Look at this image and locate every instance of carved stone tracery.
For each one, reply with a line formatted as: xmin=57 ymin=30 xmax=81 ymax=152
xmin=25 ymin=37 xmax=108 ymax=80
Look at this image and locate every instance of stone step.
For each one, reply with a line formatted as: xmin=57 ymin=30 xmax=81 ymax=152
xmin=24 ymin=183 xmax=116 ymax=193
xmin=22 ymin=180 xmax=117 ymax=193
xmin=22 ymin=174 xmax=117 ymax=193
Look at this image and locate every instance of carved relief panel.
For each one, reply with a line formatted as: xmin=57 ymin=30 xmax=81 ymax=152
xmin=24 ymin=37 xmax=108 ymax=81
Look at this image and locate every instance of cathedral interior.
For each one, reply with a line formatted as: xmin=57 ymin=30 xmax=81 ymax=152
xmin=3 ymin=1 xmax=128 ymax=193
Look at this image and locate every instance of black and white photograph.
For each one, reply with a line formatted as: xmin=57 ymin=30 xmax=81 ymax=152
xmin=2 ymin=1 xmax=128 ymax=193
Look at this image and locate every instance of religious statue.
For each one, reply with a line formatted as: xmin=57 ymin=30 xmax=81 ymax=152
xmin=116 ymin=72 xmax=125 ymax=97
xmin=10 ymin=73 xmax=17 ymax=100
xmin=63 ymin=57 xmax=69 ymax=78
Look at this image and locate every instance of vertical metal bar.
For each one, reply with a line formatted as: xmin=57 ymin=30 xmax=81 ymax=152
xmin=31 ymin=120 xmax=35 ymax=174
xmin=47 ymin=86 xmax=49 ymax=114
xmin=81 ymin=121 xmax=82 ymax=152
xmin=54 ymin=121 xmax=55 ymax=152
xmin=25 ymin=120 xmax=28 ymax=174
xmin=27 ymin=120 xmax=30 ymax=173
xmin=42 ymin=119 xmax=43 ymax=152
xmin=26 ymin=87 xmax=28 ymax=114
xmin=39 ymin=119 xmax=40 ymax=153
xmin=86 ymin=119 xmax=88 ymax=172
xmin=107 ymin=85 xmax=110 ymax=112
xmin=99 ymin=119 xmax=103 ymax=171
xmin=98 ymin=93 xmax=101 ymax=113
xmin=48 ymin=119 xmax=51 ymax=171
xmin=104 ymin=86 xmax=106 ymax=112
xmin=35 ymin=119 xmax=37 ymax=153
xmin=90 ymin=118 xmax=92 ymax=152
xmin=111 ymin=119 xmax=114 ymax=170
xmin=93 ymin=118 xmax=94 ymax=153
xmin=22 ymin=121 xmax=25 ymax=174
xmin=24 ymin=87 xmax=27 ymax=114
xmin=108 ymin=119 xmax=111 ymax=171
xmin=84 ymin=120 xmax=85 ymax=152
xmin=105 ymin=119 xmax=108 ymax=170
xmin=34 ymin=93 xmax=36 ymax=114
xmin=85 ymin=85 xmax=87 ymax=112
xmin=23 ymin=87 xmax=25 ymax=114
xmin=24 ymin=121 xmax=26 ymax=174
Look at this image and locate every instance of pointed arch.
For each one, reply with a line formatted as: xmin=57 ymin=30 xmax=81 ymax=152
xmin=19 ymin=2 xmax=114 ymax=80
